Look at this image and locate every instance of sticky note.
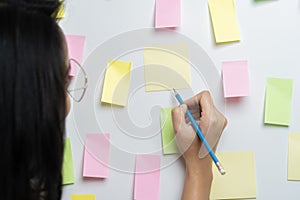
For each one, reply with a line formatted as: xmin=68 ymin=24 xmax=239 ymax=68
xmin=264 ymin=77 xmax=293 ymax=126
xmin=155 ymin=0 xmax=181 ymax=28
xmin=62 ymin=138 xmax=75 ymax=185
xmin=160 ymin=108 xmax=179 ymax=154
xmin=83 ymin=134 xmax=110 ymax=178
xmin=65 ymin=35 xmax=86 ymax=76
xmin=71 ymin=194 xmax=95 ymax=200
xmin=144 ymin=44 xmax=190 ymax=91
xmin=288 ymin=133 xmax=300 ymax=181
xmin=210 ymin=151 xmax=256 ymax=199
xmin=134 ymin=155 xmax=161 ymax=200
xmin=222 ymin=60 xmax=250 ymax=98
xmin=56 ymin=2 xmax=64 ymax=19
xmin=208 ymin=0 xmax=241 ymax=43
xmin=101 ymin=60 xmax=131 ymax=106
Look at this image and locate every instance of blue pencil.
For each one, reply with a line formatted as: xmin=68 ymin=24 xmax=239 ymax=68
xmin=173 ymin=89 xmax=225 ymax=175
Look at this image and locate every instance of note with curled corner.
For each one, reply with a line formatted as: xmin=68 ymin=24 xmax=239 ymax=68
xmin=208 ymin=0 xmax=241 ymax=44
xmin=101 ymin=60 xmax=131 ymax=106
xmin=83 ymin=134 xmax=110 ymax=178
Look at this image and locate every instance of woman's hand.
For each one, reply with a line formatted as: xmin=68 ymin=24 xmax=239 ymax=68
xmin=172 ymin=91 xmax=227 ymax=200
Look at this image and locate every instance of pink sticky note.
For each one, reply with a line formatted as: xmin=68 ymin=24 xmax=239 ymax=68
xmin=222 ymin=60 xmax=250 ymax=98
xmin=83 ymin=134 xmax=110 ymax=178
xmin=155 ymin=0 xmax=181 ymax=28
xmin=134 ymin=155 xmax=161 ymax=200
xmin=65 ymin=35 xmax=86 ymax=76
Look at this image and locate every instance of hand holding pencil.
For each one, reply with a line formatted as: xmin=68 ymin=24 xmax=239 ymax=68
xmin=171 ymin=90 xmax=227 ymax=199
xmin=172 ymin=90 xmax=227 ymax=172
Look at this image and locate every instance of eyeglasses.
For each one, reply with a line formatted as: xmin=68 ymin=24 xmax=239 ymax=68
xmin=67 ymin=58 xmax=88 ymax=102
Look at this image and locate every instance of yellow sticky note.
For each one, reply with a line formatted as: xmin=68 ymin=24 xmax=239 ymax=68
xmin=101 ymin=60 xmax=131 ymax=106
xmin=56 ymin=1 xmax=65 ymax=19
xmin=71 ymin=194 xmax=95 ymax=200
xmin=62 ymin=138 xmax=75 ymax=185
xmin=210 ymin=151 xmax=256 ymax=199
xmin=144 ymin=44 xmax=191 ymax=91
xmin=288 ymin=133 xmax=300 ymax=181
xmin=208 ymin=0 xmax=240 ymax=43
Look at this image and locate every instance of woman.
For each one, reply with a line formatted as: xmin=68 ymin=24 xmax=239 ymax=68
xmin=0 ymin=0 xmax=227 ymax=199
xmin=0 ymin=0 xmax=70 ymax=199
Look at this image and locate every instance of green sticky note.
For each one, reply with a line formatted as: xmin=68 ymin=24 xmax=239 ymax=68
xmin=264 ymin=77 xmax=293 ymax=126
xmin=62 ymin=138 xmax=75 ymax=185
xmin=160 ymin=108 xmax=179 ymax=154
xmin=288 ymin=133 xmax=300 ymax=181
xmin=72 ymin=194 xmax=95 ymax=200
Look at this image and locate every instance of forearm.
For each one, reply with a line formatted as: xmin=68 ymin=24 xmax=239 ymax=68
xmin=181 ymin=158 xmax=213 ymax=200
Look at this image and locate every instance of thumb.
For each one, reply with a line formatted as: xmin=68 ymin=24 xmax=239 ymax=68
xmin=171 ymin=104 xmax=187 ymax=134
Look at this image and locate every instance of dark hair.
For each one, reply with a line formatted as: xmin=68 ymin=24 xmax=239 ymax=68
xmin=0 ymin=1 xmax=67 ymax=199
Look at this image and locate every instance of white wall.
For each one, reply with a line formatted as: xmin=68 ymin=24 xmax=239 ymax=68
xmin=60 ymin=0 xmax=300 ymax=199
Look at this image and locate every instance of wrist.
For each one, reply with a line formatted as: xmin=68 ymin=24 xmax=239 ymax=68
xmin=182 ymin=158 xmax=213 ymax=200
xmin=185 ymin=156 xmax=213 ymax=182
